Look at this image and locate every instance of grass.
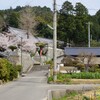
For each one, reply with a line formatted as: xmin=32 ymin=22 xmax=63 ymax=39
xmin=53 ymin=91 xmax=78 ymax=100
xmin=53 ymin=96 xmax=66 ymax=100
xmin=71 ymin=79 xmax=100 ymax=84
xmin=53 ymin=88 xmax=100 ymax=100
xmin=48 ymin=72 xmax=100 ymax=84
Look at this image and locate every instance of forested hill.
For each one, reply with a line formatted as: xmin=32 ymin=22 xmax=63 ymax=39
xmin=0 ymin=1 xmax=100 ymax=47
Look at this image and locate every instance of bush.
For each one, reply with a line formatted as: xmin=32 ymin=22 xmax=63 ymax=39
xmin=0 ymin=58 xmax=18 ymax=81
xmin=0 ymin=59 xmax=9 ymax=81
xmin=89 ymin=64 xmax=100 ymax=72
xmin=9 ymin=65 xmax=18 ymax=81
xmin=45 ymin=60 xmax=53 ymax=69
xmin=61 ymin=56 xmax=73 ymax=66
xmin=75 ymin=63 xmax=85 ymax=71
xmin=15 ymin=65 xmax=22 ymax=73
xmin=48 ymin=76 xmax=53 ymax=83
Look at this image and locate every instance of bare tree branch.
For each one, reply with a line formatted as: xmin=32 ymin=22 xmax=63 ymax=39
xmin=19 ymin=6 xmax=37 ymax=38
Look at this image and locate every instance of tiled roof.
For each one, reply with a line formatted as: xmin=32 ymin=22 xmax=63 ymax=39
xmin=64 ymin=47 xmax=100 ymax=56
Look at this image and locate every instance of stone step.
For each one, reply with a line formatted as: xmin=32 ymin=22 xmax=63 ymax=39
xmin=32 ymin=65 xmax=50 ymax=71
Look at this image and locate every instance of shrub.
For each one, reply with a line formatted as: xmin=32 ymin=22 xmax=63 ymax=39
xmin=45 ymin=60 xmax=53 ymax=69
xmin=83 ymin=96 xmax=90 ymax=100
xmin=75 ymin=63 xmax=85 ymax=71
xmin=89 ymin=64 xmax=100 ymax=72
xmin=61 ymin=56 xmax=73 ymax=66
xmin=8 ymin=45 xmax=17 ymax=51
xmin=9 ymin=65 xmax=18 ymax=81
xmin=15 ymin=65 xmax=22 ymax=73
xmin=0 ymin=58 xmax=18 ymax=81
xmin=0 ymin=59 xmax=9 ymax=81
xmin=48 ymin=76 xmax=53 ymax=83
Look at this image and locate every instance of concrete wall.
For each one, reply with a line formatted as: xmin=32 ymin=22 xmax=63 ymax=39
xmin=84 ymin=57 xmax=100 ymax=64
xmin=33 ymin=47 xmax=64 ymax=65
xmin=47 ymin=47 xmax=64 ymax=61
xmin=17 ymin=50 xmax=33 ymax=73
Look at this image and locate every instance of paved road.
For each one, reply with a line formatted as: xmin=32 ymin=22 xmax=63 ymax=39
xmin=0 ymin=71 xmax=48 ymax=100
xmin=0 ymin=70 xmax=99 ymax=100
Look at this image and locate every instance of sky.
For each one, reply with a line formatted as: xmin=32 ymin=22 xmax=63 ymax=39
xmin=0 ymin=0 xmax=100 ymax=15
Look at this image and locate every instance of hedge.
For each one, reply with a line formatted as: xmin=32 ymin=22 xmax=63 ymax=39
xmin=0 ymin=58 xmax=20 ymax=82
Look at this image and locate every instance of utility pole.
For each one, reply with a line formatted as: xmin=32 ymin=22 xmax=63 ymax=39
xmin=87 ymin=22 xmax=91 ymax=48
xmin=20 ymin=37 xmax=23 ymax=75
xmin=53 ymin=0 xmax=57 ymax=81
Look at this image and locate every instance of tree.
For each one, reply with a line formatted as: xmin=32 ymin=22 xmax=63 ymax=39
xmin=96 ymin=10 xmax=100 ymax=25
xmin=72 ymin=3 xmax=89 ymax=46
xmin=8 ymin=12 xmax=20 ymax=28
xmin=58 ymin=1 xmax=89 ymax=46
xmin=78 ymin=52 xmax=95 ymax=72
xmin=0 ymin=11 xmax=5 ymax=30
xmin=58 ymin=14 xmax=75 ymax=43
xmin=33 ymin=6 xmax=53 ymax=24
xmin=14 ymin=6 xmax=22 ymax=12
xmin=60 ymin=1 xmax=73 ymax=15
xmin=73 ymin=16 xmax=88 ymax=46
xmin=58 ymin=1 xmax=75 ymax=43
xmin=36 ymin=22 xmax=53 ymax=38
xmin=0 ymin=15 xmax=4 ymax=29
xmin=19 ymin=6 xmax=37 ymax=39
xmin=75 ymin=2 xmax=88 ymax=16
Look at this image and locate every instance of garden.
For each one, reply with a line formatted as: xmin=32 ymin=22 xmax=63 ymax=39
xmin=47 ymin=55 xmax=100 ymax=84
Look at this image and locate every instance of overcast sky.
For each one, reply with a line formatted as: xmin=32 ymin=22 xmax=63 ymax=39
xmin=0 ymin=0 xmax=100 ymax=15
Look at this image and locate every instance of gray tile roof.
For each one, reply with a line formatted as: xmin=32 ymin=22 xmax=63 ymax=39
xmin=64 ymin=47 xmax=100 ymax=56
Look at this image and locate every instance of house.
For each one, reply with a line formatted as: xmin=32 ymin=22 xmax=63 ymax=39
xmin=64 ymin=47 xmax=100 ymax=57
xmin=64 ymin=47 xmax=100 ymax=64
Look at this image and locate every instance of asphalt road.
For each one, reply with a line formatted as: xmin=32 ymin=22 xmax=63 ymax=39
xmin=0 ymin=70 xmax=99 ymax=100
xmin=0 ymin=71 xmax=48 ymax=100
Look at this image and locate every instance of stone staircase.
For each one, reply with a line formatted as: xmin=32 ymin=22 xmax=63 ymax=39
xmin=31 ymin=64 xmax=50 ymax=71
